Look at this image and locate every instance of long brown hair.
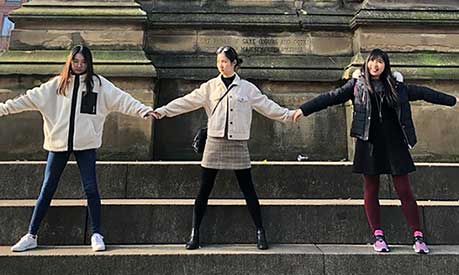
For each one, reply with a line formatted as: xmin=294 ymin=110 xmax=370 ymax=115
xmin=57 ymin=45 xmax=100 ymax=96
xmin=362 ymin=48 xmax=398 ymax=107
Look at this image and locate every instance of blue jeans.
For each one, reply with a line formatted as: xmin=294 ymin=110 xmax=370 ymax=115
xmin=28 ymin=149 xmax=101 ymax=235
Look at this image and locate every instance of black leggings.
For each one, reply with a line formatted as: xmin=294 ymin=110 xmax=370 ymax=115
xmin=192 ymin=167 xmax=264 ymax=230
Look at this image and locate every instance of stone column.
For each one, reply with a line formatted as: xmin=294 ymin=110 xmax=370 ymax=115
xmin=0 ymin=0 xmax=156 ymax=160
xmin=141 ymin=0 xmax=355 ymax=161
xmin=348 ymin=0 xmax=459 ymax=161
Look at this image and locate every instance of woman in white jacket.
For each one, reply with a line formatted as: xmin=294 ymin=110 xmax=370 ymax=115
xmin=153 ymin=46 xmax=294 ymax=250
xmin=0 ymin=45 xmax=155 ymax=252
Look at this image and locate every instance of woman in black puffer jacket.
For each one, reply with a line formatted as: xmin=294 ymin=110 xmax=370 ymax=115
xmin=293 ymin=48 xmax=456 ymax=254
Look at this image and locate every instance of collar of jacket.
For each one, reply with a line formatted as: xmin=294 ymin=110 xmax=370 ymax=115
xmin=70 ymin=73 xmax=88 ymax=82
xmin=217 ymin=73 xmax=241 ymax=89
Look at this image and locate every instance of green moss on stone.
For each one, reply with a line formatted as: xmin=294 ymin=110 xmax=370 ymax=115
xmin=11 ymin=7 xmax=145 ymax=18
xmin=0 ymin=50 xmax=152 ymax=64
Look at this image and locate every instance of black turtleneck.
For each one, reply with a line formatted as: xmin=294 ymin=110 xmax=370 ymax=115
xmin=221 ymin=74 xmax=235 ymax=88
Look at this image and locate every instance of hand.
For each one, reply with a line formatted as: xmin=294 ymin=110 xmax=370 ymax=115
xmin=145 ymin=111 xmax=160 ymax=119
xmin=293 ymin=109 xmax=304 ymax=122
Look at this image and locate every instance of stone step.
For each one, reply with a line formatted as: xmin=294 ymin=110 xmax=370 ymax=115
xmin=1 ymin=0 xmax=156 ymax=161
xmin=0 ymin=199 xmax=457 ymax=245
xmin=0 ymin=50 xmax=155 ymax=77
xmin=9 ymin=0 xmax=146 ymax=51
xmin=1 ymin=161 xmax=458 ymax=200
xmin=0 ymin=244 xmax=458 ymax=275
xmin=148 ymin=54 xmax=350 ymax=81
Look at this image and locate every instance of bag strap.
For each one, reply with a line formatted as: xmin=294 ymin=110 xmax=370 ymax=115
xmin=210 ymin=84 xmax=235 ymax=116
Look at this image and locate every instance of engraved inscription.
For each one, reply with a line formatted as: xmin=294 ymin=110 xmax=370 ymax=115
xmin=199 ymin=35 xmax=312 ymax=55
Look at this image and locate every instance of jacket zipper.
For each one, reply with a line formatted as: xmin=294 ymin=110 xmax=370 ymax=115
xmin=395 ymin=102 xmax=412 ymax=148
xmin=67 ymin=75 xmax=80 ymax=151
xmin=363 ymin=89 xmax=371 ymax=140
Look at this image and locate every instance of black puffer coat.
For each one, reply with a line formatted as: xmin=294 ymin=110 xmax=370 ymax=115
xmin=299 ymin=77 xmax=457 ymax=148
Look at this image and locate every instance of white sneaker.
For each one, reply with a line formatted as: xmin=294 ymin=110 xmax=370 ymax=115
xmin=91 ymin=233 xmax=105 ymax=251
xmin=11 ymin=234 xmax=38 ymax=252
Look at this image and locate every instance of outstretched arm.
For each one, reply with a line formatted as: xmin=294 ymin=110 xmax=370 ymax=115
xmin=250 ymin=86 xmax=294 ymax=122
xmin=153 ymin=82 xmax=208 ymax=119
xmin=0 ymin=80 xmax=54 ymax=117
xmin=406 ymin=84 xmax=456 ymax=106
xmin=297 ymin=78 xmax=355 ymax=119
xmin=107 ymin=82 xmax=153 ymax=118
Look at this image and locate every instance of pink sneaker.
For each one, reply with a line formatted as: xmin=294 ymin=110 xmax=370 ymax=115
xmin=373 ymin=235 xmax=390 ymax=252
xmin=413 ymin=236 xmax=429 ymax=254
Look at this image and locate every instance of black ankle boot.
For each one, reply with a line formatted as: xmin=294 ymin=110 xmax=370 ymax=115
xmin=185 ymin=228 xmax=200 ymax=250
xmin=256 ymin=229 xmax=268 ymax=250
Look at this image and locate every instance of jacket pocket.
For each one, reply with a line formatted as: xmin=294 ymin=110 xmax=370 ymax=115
xmin=80 ymin=91 xmax=98 ymax=115
xmin=237 ymin=95 xmax=249 ymax=103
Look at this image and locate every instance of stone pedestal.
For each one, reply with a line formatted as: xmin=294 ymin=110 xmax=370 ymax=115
xmin=1 ymin=0 xmax=458 ymax=161
xmin=0 ymin=0 xmax=156 ymax=160
xmin=141 ymin=0 xmax=355 ymax=160
xmin=347 ymin=0 xmax=459 ymax=161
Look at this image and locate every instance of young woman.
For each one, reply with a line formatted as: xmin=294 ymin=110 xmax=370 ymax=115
xmin=152 ymin=46 xmax=294 ymax=250
xmin=0 ymin=45 xmax=155 ymax=252
xmin=293 ymin=48 xmax=457 ymax=254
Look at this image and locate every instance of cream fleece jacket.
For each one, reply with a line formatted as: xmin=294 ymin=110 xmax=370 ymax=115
xmin=0 ymin=75 xmax=152 ymax=151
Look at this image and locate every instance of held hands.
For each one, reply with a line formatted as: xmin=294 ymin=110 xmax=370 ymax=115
xmin=145 ymin=111 xmax=161 ymax=119
xmin=292 ymin=109 xmax=304 ymax=122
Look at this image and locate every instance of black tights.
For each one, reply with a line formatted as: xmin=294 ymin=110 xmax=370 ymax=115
xmin=192 ymin=167 xmax=264 ymax=230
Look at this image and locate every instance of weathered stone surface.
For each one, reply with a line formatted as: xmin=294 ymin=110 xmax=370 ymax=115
xmin=423 ymin=205 xmax=459 ymax=244
xmin=362 ymin=0 xmax=459 ymax=10
xmin=3 ymin=0 xmax=459 ymax=162
xmin=148 ymin=54 xmax=350 ymax=81
xmin=2 ymin=199 xmax=447 ymax=245
xmin=146 ymin=30 xmax=352 ymax=56
xmin=3 ymin=162 xmax=459 ymax=200
xmin=1 ymin=0 xmax=156 ymax=162
xmin=139 ymin=0 xmax=298 ymax=10
xmin=0 ymin=202 xmax=86 ymax=245
xmin=321 ymin=245 xmax=459 ymax=275
xmin=354 ymin=27 xmax=459 ymax=53
xmin=0 ymin=162 xmax=127 ymax=199
xmin=1 ymin=244 xmax=458 ymax=275
xmin=409 ymin=100 xmax=459 ymax=161
xmin=10 ymin=30 xmax=144 ymax=50
xmin=94 ymin=200 xmax=414 ymax=245
xmin=125 ymin=162 xmax=371 ymax=199
xmin=0 ymin=244 xmax=322 ymax=275
xmin=8 ymin=1 xmax=146 ymax=51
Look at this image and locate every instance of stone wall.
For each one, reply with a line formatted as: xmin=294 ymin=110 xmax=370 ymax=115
xmin=142 ymin=0 xmax=459 ymax=161
xmin=0 ymin=0 xmax=28 ymax=51
xmin=0 ymin=0 xmax=155 ymax=160
xmin=0 ymin=0 xmax=458 ymax=161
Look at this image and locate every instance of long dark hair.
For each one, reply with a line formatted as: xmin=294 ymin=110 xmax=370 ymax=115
xmin=362 ymin=48 xmax=398 ymax=107
xmin=57 ymin=45 xmax=100 ymax=96
xmin=216 ymin=46 xmax=243 ymax=70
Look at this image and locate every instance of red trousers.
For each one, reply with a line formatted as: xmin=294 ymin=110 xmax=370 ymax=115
xmin=363 ymin=174 xmax=421 ymax=234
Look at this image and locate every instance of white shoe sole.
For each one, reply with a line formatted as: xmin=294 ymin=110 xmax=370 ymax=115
xmin=11 ymin=243 xmax=37 ymax=252
xmin=92 ymin=245 xmax=106 ymax=252
xmin=413 ymin=245 xmax=429 ymax=254
xmin=373 ymin=245 xmax=390 ymax=253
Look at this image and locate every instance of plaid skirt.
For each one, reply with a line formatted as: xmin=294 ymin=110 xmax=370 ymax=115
xmin=201 ymin=136 xmax=251 ymax=170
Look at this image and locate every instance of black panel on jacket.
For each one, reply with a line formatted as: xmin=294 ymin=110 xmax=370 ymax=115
xmin=81 ymin=91 xmax=98 ymax=115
